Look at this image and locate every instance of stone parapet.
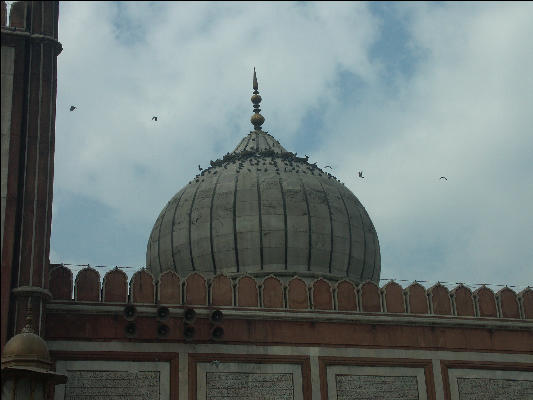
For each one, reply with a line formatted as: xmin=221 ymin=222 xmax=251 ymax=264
xmin=48 ymin=264 xmax=533 ymax=320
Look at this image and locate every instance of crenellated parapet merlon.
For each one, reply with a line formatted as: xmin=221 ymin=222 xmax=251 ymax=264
xmin=48 ymin=265 xmax=533 ymax=320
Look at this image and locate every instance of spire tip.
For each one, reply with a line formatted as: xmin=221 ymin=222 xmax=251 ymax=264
xmin=250 ymin=68 xmax=264 ymax=131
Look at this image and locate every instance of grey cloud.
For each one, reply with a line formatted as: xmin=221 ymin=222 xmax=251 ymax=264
xmin=51 ymin=2 xmax=532 ymax=289
xmin=317 ymin=3 xmax=533 ymax=286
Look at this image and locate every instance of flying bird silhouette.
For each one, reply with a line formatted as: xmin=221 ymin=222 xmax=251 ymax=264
xmin=69 ymin=106 xmax=76 ymax=111
xmin=358 ymin=171 xmax=364 ymax=178
xmin=324 ymin=165 xmax=333 ymax=169
xmin=440 ymin=176 xmax=448 ymax=181
xmin=152 ymin=116 xmax=158 ymax=121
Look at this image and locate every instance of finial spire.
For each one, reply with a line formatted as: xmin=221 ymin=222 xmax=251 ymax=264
xmin=250 ymin=67 xmax=265 ymax=131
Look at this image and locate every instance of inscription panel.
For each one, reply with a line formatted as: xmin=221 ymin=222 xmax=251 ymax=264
xmin=206 ymin=372 xmax=293 ymax=399
xmin=449 ymin=369 xmax=533 ymax=400
xmin=326 ymin=365 xmax=427 ymax=400
xmin=196 ymin=362 xmax=303 ymax=400
xmin=65 ymin=370 xmax=160 ymax=399
xmin=335 ymin=375 xmax=419 ymax=400
xmin=457 ymin=377 xmax=533 ymax=399
xmin=54 ymin=360 xmax=170 ymax=400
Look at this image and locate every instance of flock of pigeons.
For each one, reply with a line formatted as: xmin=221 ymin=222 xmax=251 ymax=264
xmin=69 ymin=105 xmax=447 ymax=182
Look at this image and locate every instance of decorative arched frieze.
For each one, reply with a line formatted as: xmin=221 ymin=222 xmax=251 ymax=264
xmin=287 ymin=277 xmax=309 ymax=310
xmin=311 ymin=278 xmax=333 ymax=310
xmin=211 ymin=274 xmax=233 ymax=306
xmin=130 ymin=269 xmax=156 ymax=304
xmin=237 ymin=275 xmax=259 ymax=307
xmin=49 ymin=265 xmax=73 ymax=300
xmin=381 ymin=281 xmax=405 ymax=313
xmin=451 ymin=284 xmax=475 ymax=317
xmin=74 ymin=266 xmax=100 ymax=302
xmin=519 ymin=287 xmax=533 ymax=319
xmin=359 ymin=281 xmax=381 ymax=312
xmin=405 ymin=282 xmax=428 ymax=314
xmin=158 ymin=270 xmax=181 ymax=304
xmin=428 ymin=283 xmax=452 ymax=315
xmin=336 ymin=280 xmax=357 ymax=311
xmin=184 ymin=272 xmax=207 ymax=305
xmin=262 ymin=275 xmax=284 ymax=308
xmin=102 ymin=268 xmax=128 ymax=303
xmin=474 ymin=286 xmax=498 ymax=317
xmin=497 ymin=287 xmax=520 ymax=319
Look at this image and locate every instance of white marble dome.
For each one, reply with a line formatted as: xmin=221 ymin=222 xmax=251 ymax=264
xmin=146 ymin=129 xmax=380 ymax=282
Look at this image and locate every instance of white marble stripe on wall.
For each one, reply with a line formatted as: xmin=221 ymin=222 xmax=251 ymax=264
xmin=0 ymin=46 xmax=15 ymax=258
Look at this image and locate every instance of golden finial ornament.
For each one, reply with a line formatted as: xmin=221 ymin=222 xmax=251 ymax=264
xmin=1 ymin=297 xmax=55 ymax=372
xmin=1 ymin=296 xmax=68 ymax=386
xmin=251 ymin=67 xmax=265 ymax=131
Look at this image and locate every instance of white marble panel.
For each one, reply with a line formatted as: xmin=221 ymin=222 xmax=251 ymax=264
xmin=196 ymin=361 xmax=303 ymax=400
xmin=448 ymin=368 xmax=533 ymax=400
xmin=54 ymin=360 xmax=170 ymax=400
xmin=326 ymin=365 xmax=427 ymax=400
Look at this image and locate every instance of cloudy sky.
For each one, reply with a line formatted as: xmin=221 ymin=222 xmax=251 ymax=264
xmin=43 ymin=2 xmax=532 ymax=291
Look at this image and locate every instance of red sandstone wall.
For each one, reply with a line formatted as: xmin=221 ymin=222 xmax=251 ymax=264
xmin=46 ymin=269 xmax=532 ymax=398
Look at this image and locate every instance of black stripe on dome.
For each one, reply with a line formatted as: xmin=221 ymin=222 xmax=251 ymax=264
xmin=233 ymin=172 xmax=240 ymax=272
xmin=363 ymin=208 xmax=378 ymax=281
xmin=371 ymin=231 xmax=378 ymax=281
xmin=279 ymin=177 xmax=288 ymax=270
xmin=243 ymin=133 xmax=252 ymax=152
xmin=317 ymin=179 xmax=334 ymax=274
xmin=338 ymin=187 xmax=353 ymax=277
xmin=298 ymin=176 xmax=312 ymax=271
xmin=263 ymin=133 xmax=273 ymax=151
xmin=170 ymin=189 xmax=187 ymax=273
xmin=188 ymin=183 xmax=202 ymax=271
xmin=156 ymin=206 xmax=169 ymax=275
xmin=147 ymin=232 xmax=153 ymax=273
xmin=256 ymin=173 xmax=264 ymax=270
xmin=209 ymin=173 xmax=222 ymax=274
xmin=357 ymin=203 xmax=367 ymax=282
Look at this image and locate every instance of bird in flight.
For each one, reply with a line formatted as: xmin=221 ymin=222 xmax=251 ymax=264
xmin=69 ymin=106 xmax=76 ymax=111
xmin=358 ymin=171 xmax=364 ymax=178
xmin=324 ymin=165 xmax=333 ymax=169
xmin=152 ymin=116 xmax=158 ymax=121
xmin=440 ymin=176 xmax=448 ymax=181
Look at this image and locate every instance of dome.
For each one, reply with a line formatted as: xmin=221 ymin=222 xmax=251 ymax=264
xmin=1 ymin=309 xmax=67 ymax=384
xmin=146 ymin=71 xmax=380 ymax=282
xmin=1 ymin=321 xmax=51 ymax=371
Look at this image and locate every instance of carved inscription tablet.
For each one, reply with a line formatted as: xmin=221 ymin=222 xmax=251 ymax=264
xmin=457 ymin=377 xmax=533 ymax=400
xmin=335 ymin=375 xmax=419 ymax=400
xmin=64 ymin=370 xmax=160 ymax=399
xmin=206 ymin=372 xmax=294 ymax=399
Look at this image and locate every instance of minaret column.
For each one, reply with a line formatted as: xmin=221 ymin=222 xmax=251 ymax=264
xmin=1 ymin=1 xmax=62 ymax=350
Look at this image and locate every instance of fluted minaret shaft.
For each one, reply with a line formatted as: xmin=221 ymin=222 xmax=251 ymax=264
xmin=1 ymin=1 xmax=62 ymax=350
